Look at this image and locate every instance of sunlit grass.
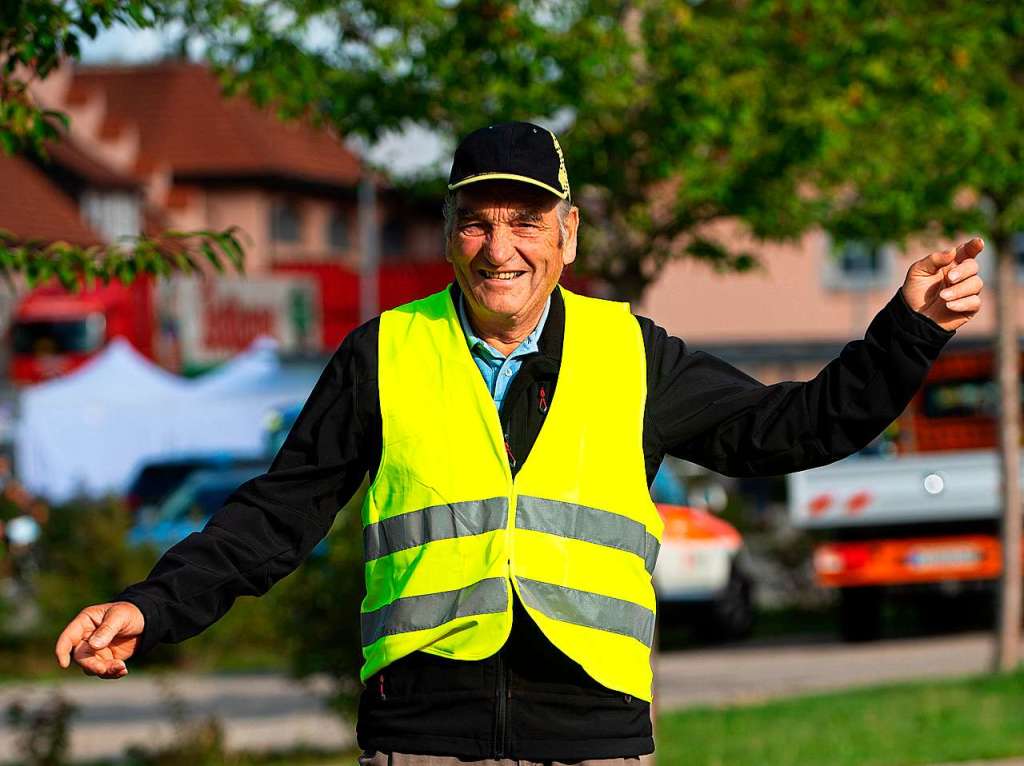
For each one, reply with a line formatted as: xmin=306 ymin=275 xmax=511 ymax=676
xmin=657 ymin=668 xmax=1024 ymax=766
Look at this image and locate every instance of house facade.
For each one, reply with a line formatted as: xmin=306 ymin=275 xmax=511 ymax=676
xmin=28 ymin=61 xmax=443 ymax=274
xmin=636 ymin=217 xmax=1019 ymax=383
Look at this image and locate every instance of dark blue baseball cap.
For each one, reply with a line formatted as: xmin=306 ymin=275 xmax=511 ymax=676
xmin=448 ymin=121 xmax=570 ymax=201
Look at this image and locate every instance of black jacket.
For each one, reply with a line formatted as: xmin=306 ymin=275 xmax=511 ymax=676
xmin=116 ymin=283 xmax=954 ymax=761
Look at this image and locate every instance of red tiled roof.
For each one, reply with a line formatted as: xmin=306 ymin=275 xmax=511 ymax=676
xmin=72 ymin=62 xmax=364 ymax=187
xmin=43 ymin=137 xmax=138 ymax=189
xmin=0 ymin=154 xmax=103 ymax=246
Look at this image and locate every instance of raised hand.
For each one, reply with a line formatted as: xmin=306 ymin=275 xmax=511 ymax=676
xmin=55 ymin=601 xmax=145 ymax=679
xmin=900 ymin=237 xmax=985 ymax=332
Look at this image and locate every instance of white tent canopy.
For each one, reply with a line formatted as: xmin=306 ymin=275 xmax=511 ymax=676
xmin=15 ymin=336 xmax=321 ymax=503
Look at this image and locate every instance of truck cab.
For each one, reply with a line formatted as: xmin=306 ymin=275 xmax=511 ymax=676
xmin=9 ymin=278 xmax=153 ymax=384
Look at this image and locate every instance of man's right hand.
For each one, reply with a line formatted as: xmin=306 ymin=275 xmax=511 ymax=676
xmin=55 ymin=601 xmax=145 ymax=679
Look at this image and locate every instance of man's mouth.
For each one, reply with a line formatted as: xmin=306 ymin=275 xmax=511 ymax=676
xmin=478 ymin=269 xmax=525 ymax=281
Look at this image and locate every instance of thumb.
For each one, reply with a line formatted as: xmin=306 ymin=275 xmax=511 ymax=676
xmin=917 ymin=247 xmax=957 ymax=275
xmin=88 ymin=608 xmax=127 ymax=650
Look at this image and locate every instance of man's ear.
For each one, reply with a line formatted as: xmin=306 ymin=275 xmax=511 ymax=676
xmin=561 ymin=206 xmax=580 ymax=266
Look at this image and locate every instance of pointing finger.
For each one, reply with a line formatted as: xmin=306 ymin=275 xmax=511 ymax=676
xmin=954 ymin=237 xmax=984 ymax=263
xmin=920 ymin=238 xmax=984 ymax=275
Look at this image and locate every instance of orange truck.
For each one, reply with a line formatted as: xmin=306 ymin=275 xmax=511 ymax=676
xmin=787 ymin=347 xmax=1024 ymax=641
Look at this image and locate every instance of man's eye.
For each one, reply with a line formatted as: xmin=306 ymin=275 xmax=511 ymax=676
xmin=460 ymin=224 xmax=485 ymax=235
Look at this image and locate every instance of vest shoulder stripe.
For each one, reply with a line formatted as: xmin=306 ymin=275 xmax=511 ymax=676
xmin=516 ymin=496 xmax=660 ymax=574
xmin=364 ymin=497 xmax=509 ymax=561
xmin=360 ymin=576 xmax=509 ymax=647
xmin=515 ymin=576 xmax=656 ymax=648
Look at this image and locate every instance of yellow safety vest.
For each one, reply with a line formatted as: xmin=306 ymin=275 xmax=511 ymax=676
xmin=360 ymin=285 xmax=663 ymax=701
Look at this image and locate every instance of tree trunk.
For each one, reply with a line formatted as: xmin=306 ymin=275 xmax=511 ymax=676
xmin=994 ymin=233 xmax=1022 ymax=672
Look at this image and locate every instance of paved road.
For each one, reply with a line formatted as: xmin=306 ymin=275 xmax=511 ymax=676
xmin=0 ymin=672 xmax=351 ymax=764
xmin=654 ymin=630 xmax=1024 ymax=709
xmin=2 ymin=631 xmax=1020 ymax=764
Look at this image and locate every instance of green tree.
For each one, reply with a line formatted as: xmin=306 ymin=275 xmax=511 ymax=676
xmin=169 ymin=0 xmax=865 ymax=299
xmin=0 ymin=0 xmax=242 ymax=290
xmin=785 ymin=0 xmax=1022 ymax=672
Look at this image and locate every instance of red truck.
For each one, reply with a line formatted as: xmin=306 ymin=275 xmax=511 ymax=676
xmin=7 ymin=262 xmax=455 ymax=383
xmin=788 ymin=346 xmax=1024 ymax=640
xmin=10 ymin=277 xmax=155 ymax=383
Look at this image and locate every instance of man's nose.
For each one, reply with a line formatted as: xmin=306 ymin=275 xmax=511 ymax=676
xmin=484 ymin=226 xmax=517 ymax=265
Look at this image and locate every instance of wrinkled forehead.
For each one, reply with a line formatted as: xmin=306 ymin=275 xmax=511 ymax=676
xmin=453 ymin=180 xmax=560 ymax=219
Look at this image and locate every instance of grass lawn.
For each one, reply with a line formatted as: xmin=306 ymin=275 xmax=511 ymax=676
xmin=656 ymin=669 xmax=1024 ymax=766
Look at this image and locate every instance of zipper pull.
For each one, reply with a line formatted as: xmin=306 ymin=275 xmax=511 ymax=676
xmin=504 ymin=434 xmax=517 ymax=468
xmin=538 ymin=385 xmax=548 ymax=414
xmin=378 ymin=672 xmax=386 ymax=700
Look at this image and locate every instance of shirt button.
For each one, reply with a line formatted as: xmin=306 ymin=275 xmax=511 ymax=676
xmin=504 ymin=369 xmax=512 ymax=376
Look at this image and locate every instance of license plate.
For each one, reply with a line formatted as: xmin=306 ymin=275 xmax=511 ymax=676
xmin=905 ymin=545 xmax=984 ymax=568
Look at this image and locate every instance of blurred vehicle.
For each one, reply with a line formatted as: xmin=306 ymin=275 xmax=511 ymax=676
xmin=651 ymin=463 xmax=754 ymax=641
xmin=653 ymin=503 xmax=754 ymax=641
xmin=10 ymin=278 xmax=154 ymax=383
xmin=128 ymin=462 xmax=331 ymax=560
xmin=788 ymin=347 xmax=1024 ymax=641
xmin=128 ymin=464 xmax=269 ymax=554
xmin=8 ymin=263 xmax=458 ymax=383
xmin=125 ymin=453 xmax=271 ymax=515
xmin=9 ymin=274 xmax=321 ymax=383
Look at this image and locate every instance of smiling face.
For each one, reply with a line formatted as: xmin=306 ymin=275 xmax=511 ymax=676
xmin=446 ymin=181 xmax=578 ymax=336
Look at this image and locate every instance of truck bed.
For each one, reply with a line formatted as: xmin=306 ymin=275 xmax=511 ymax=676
xmin=788 ymin=449 xmax=1013 ymax=530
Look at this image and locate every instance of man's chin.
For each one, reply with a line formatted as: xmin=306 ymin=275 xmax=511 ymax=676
xmin=469 ymin=285 xmax=530 ymax=317
xmin=477 ymin=298 xmax=527 ymax=319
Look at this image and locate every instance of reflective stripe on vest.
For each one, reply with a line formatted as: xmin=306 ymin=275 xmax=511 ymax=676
xmin=363 ymin=497 xmax=509 ymax=561
xmin=364 ymin=285 xmax=663 ymax=701
xmin=516 ymin=495 xmax=661 ymax=576
xmin=361 ymin=576 xmax=508 ymax=646
xmin=515 ymin=576 xmax=656 ymax=648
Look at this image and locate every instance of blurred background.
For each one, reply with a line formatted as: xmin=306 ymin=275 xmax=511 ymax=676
xmin=1 ymin=1 xmax=1022 ymax=765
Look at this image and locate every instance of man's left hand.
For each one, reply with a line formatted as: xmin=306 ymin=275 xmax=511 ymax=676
xmin=901 ymin=237 xmax=985 ymax=332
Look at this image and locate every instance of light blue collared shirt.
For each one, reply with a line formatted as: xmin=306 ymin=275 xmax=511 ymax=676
xmin=457 ymin=292 xmax=551 ymax=413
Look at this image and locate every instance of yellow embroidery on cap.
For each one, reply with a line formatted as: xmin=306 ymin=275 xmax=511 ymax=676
xmin=547 ymin=129 xmax=570 ymax=196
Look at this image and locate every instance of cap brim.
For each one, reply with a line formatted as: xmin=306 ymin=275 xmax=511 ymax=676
xmin=447 ymin=173 xmax=569 ymax=200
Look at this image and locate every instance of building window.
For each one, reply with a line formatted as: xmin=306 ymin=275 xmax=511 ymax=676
xmin=381 ymin=218 xmax=406 ymax=258
xmin=326 ymin=210 xmax=350 ymax=251
xmin=80 ymin=190 xmax=141 ymax=242
xmin=822 ymin=234 xmax=894 ymax=291
xmin=269 ymin=201 xmax=302 ymax=243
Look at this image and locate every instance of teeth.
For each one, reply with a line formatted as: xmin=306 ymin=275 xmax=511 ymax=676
xmin=483 ymin=270 xmax=520 ymax=280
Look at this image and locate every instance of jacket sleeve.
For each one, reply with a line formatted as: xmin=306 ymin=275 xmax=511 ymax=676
xmin=642 ymin=289 xmax=955 ymax=478
xmin=113 ymin=321 xmax=379 ymax=657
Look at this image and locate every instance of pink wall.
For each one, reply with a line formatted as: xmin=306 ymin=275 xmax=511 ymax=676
xmin=636 ymin=217 xmax=1012 ymax=348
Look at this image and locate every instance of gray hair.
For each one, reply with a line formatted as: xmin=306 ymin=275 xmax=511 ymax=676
xmin=443 ymin=193 xmax=575 ymax=248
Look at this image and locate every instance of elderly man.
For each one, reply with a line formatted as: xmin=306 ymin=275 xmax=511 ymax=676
xmin=56 ymin=122 xmax=984 ymax=765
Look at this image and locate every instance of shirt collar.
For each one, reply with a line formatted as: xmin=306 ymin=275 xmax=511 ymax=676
xmin=457 ymin=291 xmax=552 ymax=361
